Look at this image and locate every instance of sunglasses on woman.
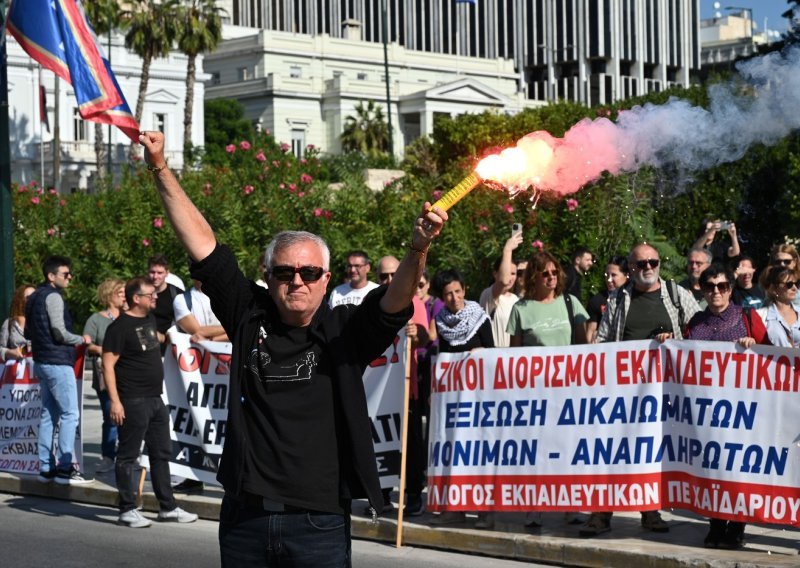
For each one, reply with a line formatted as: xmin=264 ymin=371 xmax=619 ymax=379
xmin=773 ymin=258 xmax=793 ymax=267
xmin=701 ymin=281 xmax=731 ymax=294
xmin=780 ymin=280 xmax=800 ymax=289
xmin=270 ymin=265 xmax=325 ymax=282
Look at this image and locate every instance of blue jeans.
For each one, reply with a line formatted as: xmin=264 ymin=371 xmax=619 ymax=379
xmin=219 ymin=495 xmax=351 ymax=567
xmin=94 ymin=388 xmax=118 ymax=460
xmin=36 ymin=363 xmax=80 ymax=473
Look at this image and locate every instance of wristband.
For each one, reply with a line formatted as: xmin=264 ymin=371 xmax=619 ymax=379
xmin=146 ymin=160 xmax=168 ymax=173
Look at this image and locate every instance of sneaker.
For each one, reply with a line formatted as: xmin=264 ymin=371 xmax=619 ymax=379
xmin=430 ymin=511 xmax=466 ymax=526
xmin=524 ymin=512 xmax=542 ymax=528
xmin=119 ymin=509 xmax=152 ymax=528
xmin=54 ymin=467 xmax=93 ymax=486
xmin=404 ymin=494 xmax=425 ymax=517
xmin=564 ymin=512 xmax=585 ymax=525
xmin=719 ymin=522 xmax=745 ymax=549
xmin=641 ymin=511 xmax=669 ymax=532
xmin=474 ymin=512 xmax=495 ymax=530
xmin=37 ymin=470 xmax=56 ymax=484
xmin=172 ymin=479 xmax=204 ymax=494
xmin=158 ymin=507 xmax=198 ymax=523
xmin=96 ymin=457 xmax=115 ymax=474
xmin=579 ymin=513 xmax=612 ymax=537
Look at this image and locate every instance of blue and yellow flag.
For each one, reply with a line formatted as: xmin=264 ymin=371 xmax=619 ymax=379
xmin=7 ymin=0 xmax=140 ymax=141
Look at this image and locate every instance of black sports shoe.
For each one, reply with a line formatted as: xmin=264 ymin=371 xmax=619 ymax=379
xmin=404 ymin=494 xmax=425 ymax=517
xmin=172 ymin=479 xmax=204 ymax=494
xmin=55 ymin=467 xmax=93 ymax=486
xmin=37 ymin=470 xmax=56 ymax=484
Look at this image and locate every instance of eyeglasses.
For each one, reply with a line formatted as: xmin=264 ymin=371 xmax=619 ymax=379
xmin=270 ymin=265 xmax=325 ymax=283
xmin=417 ymin=281 xmax=428 ymax=289
xmin=633 ymin=259 xmax=660 ymax=270
xmin=136 ymin=292 xmax=157 ymax=298
xmin=379 ymin=272 xmax=395 ymax=282
xmin=774 ymin=258 xmax=794 ymax=267
xmin=687 ymin=260 xmax=709 ymax=266
xmin=58 ymin=271 xmax=72 ymax=278
xmin=780 ymin=280 xmax=800 ymax=290
xmin=540 ymin=270 xmax=558 ymax=278
xmin=701 ymin=281 xmax=731 ymax=294
xmin=345 ymin=263 xmax=366 ymax=270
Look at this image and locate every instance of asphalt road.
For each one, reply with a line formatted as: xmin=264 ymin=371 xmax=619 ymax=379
xmin=0 ymin=494 xmax=551 ymax=567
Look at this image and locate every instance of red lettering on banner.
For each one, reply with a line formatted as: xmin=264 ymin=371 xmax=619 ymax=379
xmin=715 ymin=351 xmax=730 ymax=387
xmin=616 ymin=351 xmax=630 ymax=385
xmin=663 ymin=350 xmax=675 ymax=383
xmin=682 ymin=351 xmax=697 ymax=385
xmin=368 ymin=335 xmax=401 ymax=368
xmin=515 ymin=356 xmax=530 ymax=389
xmin=754 ymin=354 xmax=773 ymax=390
xmin=493 ymin=360 xmax=508 ymax=389
xmin=178 ymin=347 xmax=202 ymax=372
xmin=698 ymin=351 xmax=714 ymax=386
xmin=731 ymin=352 xmax=747 ymax=388
xmin=648 ymin=349 xmax=662 ymax=383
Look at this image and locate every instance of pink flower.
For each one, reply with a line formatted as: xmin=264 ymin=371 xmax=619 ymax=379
xmin=30 ymin=197 xmax=40 ymax=205
xmin=255 ymin=152 xmax=266 ymax=162
xmin=432 ymin=190 xmax=442 ymax=201
xmin=503 ymin=204 xmax=515 ymax=214
xmin=300 ymin=173 xmax=313 ymax=184
xmin=288 ymin=183 xmax=297 ymax=192
xmin=239 ymin=140 xmax=251 ymax=151
xmin=17 ymin=186 xmax=26 ymax=193
xmin=153 ymin=217 xmax=163 ymax=228
xmin=478 ymin=225 xmax=488 ymax=232
xmin=306 ymin=144 xmax=315 ymax=150
xmin=314 ymin=208 xmax=323 ymax=217
xmin=314 ymin=208 xmax=332 ymax=219
xmin=300 ymin=158 xmax=307 ymax=165
xmin=298 ymin=191 xmax=305 ymax=198
xmin=48 ymin=188 xmax=57 ymax=195
xmin=225 ymin=144 xmax=236 ymax=153
xmin=59 ymin=199 xmax=66 ymax=206
xmin=566 ymin=198 xmax=579 ymax=212
xmin=243 ymin=185 xmax=254 ymax=195
xmin=532 ymin=240 xmax=544 ymax=250
xmin=47 ymin=228 xmax=56 ymax=236
xmin=272 ymin=160 xmax=281 ymax=167
xmin=142 ymin=238 xmax=150 ymax=247
xmin=279 ymin=183 xmax=286 ymax=190
xmin=203 ymin=183 xmax=212 ymax=196
xmin=280 ymin=142 xmax=290 ymax=153
xmin=264 ymin=128 xmax=271 ymax=135
xmin=29 ymin=180 xmax=38 ymax=187
xmin=37 ymin=188 xmax=44 ymax=195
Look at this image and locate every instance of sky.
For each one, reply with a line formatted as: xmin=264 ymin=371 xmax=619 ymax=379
xmin=700 ymin=0 xmax=793 ymax=35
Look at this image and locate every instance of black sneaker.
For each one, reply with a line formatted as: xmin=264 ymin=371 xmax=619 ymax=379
xmin=404 ymin=494 xmax=425 ymax=517
xmin=37 ymin=470 xmax=56 ymax=484
xmin=172 ymin=479 xmax=204 ymax=494
xmin=55 ymin=467 xmax=93 ymax=486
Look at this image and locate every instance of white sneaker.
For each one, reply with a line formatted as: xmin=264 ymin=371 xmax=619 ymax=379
xmin=119 ymin=509 xmax=152 ymax=528
xmin=96 ymin=457 xmax=115 ymax=473
xmin=158 ymin=507 xmax=198 ymax=523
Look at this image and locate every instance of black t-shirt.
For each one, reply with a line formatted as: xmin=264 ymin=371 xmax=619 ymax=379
xmin=241 ymin=318 xmax=343 ymax=514
xmin=587 ymin=290 xmax=609 ymax=324
xmin=152 ymin=284 xmax=179 ymax=335
xmin=732 ymin=284 xmax=766 ymax=310
xmin=678 ymin=278 xmax=704 ymax=303
xmin=622 ymin=289 xmax=673 ymax=341
xmin=102 ymin=312 xmax=164 ymax=398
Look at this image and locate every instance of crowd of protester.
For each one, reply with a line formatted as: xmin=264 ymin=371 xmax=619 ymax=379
xmin=3 ymin=216 xmax=799 ymax=547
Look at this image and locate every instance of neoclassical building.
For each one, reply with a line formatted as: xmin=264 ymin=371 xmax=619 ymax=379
xmin=7 ymin=33 xmax=208 ymax=192
xmin=207 ymin=0 xmax=701 ymax=156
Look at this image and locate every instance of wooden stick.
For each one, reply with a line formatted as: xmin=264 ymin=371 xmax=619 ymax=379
xmin=136 ymin=466 xmax=147 ymax=509
xmin=395 ymin=335 xmax=413 ymax=548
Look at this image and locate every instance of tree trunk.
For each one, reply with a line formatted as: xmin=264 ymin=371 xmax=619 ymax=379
xmin=94 ymin=122 xmax=105 ymax=186
xmin=182 ymin=53 xmax=196 ymax=173
xmin=130 ymin=51 xmax=152 ymax=159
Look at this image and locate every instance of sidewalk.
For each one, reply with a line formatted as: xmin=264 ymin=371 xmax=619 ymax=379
xmin=1 ymin=392 xmax=798 ymax=567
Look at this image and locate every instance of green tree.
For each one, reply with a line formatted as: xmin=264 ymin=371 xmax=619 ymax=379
xmin=83 ymin=0 xmax=125 ymax=182
xmin=177 ymin=0 xmax=225 ymax=169
xmin=203 ymin=99 xmax=254 ymax=166
xmin=340 ymin=100 xmax=389 ymax=158
xmin=123 ymin=0 xmax=180 ymax=157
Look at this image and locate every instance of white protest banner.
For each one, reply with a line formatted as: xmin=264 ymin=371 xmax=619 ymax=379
xmin=364 ymin=328 xmax=408 ymax=489
xmin=428 ymin=340 xmax=800 ymax=526
xmin=0 ymin=348 xmax=86 ymax=474
xmin=150 ymin=331 xmax=230 ymax=484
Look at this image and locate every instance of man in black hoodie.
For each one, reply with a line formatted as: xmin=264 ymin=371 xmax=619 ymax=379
xmin=139 ymin=131 xmax=448 ymax=567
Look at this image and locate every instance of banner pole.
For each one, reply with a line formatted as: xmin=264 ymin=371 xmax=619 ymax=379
xmin=395 ymin=334 xmax=412 ymax=548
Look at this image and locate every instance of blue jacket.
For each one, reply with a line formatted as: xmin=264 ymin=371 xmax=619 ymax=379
xmin=25 ymin=285 xmax=76 ymax=366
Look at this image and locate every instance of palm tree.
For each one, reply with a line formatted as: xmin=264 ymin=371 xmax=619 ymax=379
xmin=177 ymin=0 xmax=224 ymax=170
xmin=123 ymin=0 xmax=180 ymax=158
xmin=341 ymin=100 xmax=389 ymax=158
xmin=83 ymin=0 xmax=124 ymax=181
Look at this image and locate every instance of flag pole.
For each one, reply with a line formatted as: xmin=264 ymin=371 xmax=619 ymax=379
xmin=0 ymin=0 xmax=15 ymax=319
xmin=395 ymin=333 xmax=412 ymax=548
xmin=39 ymin=66 xmax=44 ymax=185
xmin=53 ymin=75 xmax=61 ymax=192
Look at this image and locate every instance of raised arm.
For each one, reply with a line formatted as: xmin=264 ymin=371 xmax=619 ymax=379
xmin=139 ymin=132 xmax=216 ymax=261
xmin=492 ymin=233 xmax=523 ymax=297
xmin=380 ymin=203 xmax=448 ymax=314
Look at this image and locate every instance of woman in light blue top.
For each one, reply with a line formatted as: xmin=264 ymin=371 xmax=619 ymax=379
xmin=756 ymin=265 xmax=800 ymax=348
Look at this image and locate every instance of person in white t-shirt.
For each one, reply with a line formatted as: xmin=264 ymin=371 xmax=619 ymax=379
xmin=479 ymin=233 xmax=522 ymax=347
xmin=172 ymin=280 xmax=228 ymax=342
xmin=328 ymin=250 xmax=379 ymax=307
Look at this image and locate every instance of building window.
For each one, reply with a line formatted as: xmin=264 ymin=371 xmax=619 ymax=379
xmin=290 ymin=66 xmax=302 ymax=78
xmin=154 ymin=113 xmax=166 ymax=134
xmin=291 ymin=129 xmax=305 ymax=158
xmin=357 ymin=72 xmax=368 ymax=80
xmin=211 ymin=72 xmax=221 ymax=85
xmin=333 ymin=70 xmax=343 ymax=78
xmin=73 ymin=108 xmax=87 ymax=141
xmin=238 ymin=67 xmax=249 ymax=81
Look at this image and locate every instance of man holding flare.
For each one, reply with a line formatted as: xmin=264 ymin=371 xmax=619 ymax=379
xmin=137 ymin=131 xmax=447 ymax=567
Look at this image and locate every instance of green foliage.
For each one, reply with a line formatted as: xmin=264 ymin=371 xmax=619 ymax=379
xmin=340 ymin=101 xmax=390 ymax=159
xmin=203 ymin=99 xmax=255 ymax=166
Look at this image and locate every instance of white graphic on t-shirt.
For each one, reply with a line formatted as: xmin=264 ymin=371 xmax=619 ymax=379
xmin=246 ymin=324 xmax=318 ymax=383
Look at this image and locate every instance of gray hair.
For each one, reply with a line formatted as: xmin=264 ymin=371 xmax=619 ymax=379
xmin=264 ymin=231 xmax=330 ymax=272
xmin=687 ymin=247 xmax=713 ymax=264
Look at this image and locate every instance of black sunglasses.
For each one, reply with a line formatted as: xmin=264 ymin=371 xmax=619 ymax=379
xmin=774 ymin=258 xmax=794 ymax=267
xmin=701 ymin=281 xmax=731 ymax=294
xmin=379 ymin=272 xmax=395 ymax=282
xmin=634 ymin=259 xmax=660 ymax=270
xmin=780 ymin=280 xmax=800 ymax=290
xmin=270 ymin=265 xmax=325 ymax=283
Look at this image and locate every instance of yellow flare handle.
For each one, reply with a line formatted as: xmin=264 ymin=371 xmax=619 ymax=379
xmin=428 ymin=171 xmax=483 ymax=212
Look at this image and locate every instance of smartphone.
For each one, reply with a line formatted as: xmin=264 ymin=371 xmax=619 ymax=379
xmin=511 ymin=223 xmax=523 ymax=238
xmin=718 ymin=221 xmax=731 ymax=231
